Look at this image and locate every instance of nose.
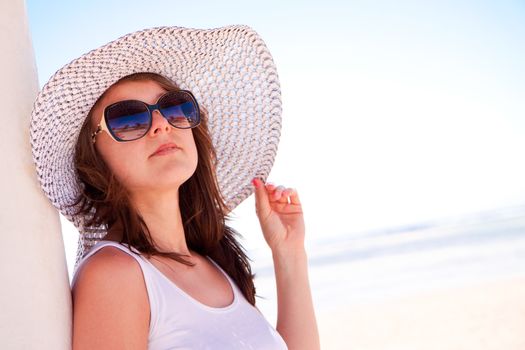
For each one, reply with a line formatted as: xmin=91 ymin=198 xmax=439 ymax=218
xmin=148 ymin=109 xmax=172 ymax=136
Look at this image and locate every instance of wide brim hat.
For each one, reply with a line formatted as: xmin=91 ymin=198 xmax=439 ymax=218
xmin=29 ymin=24 xmax=282 ymax=271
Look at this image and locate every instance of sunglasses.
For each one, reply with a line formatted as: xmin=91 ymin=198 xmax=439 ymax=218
xmin=91 ymin=89 xmax=200 ymax=144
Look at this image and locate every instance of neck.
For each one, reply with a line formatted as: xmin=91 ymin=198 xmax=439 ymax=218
xmin=106 ymin=187 xmax=191 ymax=256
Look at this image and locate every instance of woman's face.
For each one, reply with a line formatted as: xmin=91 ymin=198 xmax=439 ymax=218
xmin=90 ymin=79 xmax=199 ymax=196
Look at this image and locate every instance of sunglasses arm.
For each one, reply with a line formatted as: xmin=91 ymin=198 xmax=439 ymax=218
xmin=91 ymin=113 xmax=111 ymax=144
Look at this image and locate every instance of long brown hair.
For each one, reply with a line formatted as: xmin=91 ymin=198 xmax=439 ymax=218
xmin=68 ymin=72 xmax=258 ymax=305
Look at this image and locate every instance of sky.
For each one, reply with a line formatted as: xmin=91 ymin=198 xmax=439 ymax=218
xmin=26 ymin=0 xmax=525 ymax=275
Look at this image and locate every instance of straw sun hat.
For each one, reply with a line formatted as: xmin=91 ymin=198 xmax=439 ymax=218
xmin=29 ymin=24 xmax=282 ymax=270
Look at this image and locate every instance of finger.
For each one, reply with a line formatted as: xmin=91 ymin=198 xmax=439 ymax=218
xmin=289 ymin=188 xmax=301 ymax=205
xmin=272 ymin=185 xmax=286 ymax=201
xmin=252 ymin=178 xmax=272 ymax=217
xmin=278 ymin=188 xmax=293 ymax=204
xmin=265 ymin=183 xmax=276 ymax=193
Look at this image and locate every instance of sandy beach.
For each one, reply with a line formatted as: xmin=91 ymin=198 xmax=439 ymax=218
xmin=317 ymin=276 xmax=525 ymax=350
xmin=252 ymin=211 xmax=525 ymax=350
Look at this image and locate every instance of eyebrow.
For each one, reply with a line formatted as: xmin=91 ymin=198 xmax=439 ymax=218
xmin=156 ymin=91 xmax=168 ymax=99
xmin=153 ymin=90 xmax=169 ymax=102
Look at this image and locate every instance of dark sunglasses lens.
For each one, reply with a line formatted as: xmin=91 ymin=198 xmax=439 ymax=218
xmin=158 ymin=92 xmax=199 ymax=128
xmin=105 ymin=101 xmax=150 ymax=141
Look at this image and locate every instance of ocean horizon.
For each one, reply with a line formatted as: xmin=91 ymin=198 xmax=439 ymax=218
xmin=252 ymin=203 xmax=525 ymax=323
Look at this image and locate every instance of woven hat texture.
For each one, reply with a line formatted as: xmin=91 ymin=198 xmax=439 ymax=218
xmin=29 ymin=25 xmax=282 ymax=270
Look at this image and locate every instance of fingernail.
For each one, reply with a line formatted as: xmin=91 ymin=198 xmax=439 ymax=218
xmin=252 ymin=178 xmax=259 ymax=188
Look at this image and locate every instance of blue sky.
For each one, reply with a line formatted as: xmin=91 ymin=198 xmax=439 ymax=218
xmin=26 ymin=0 xmax=525 ymax=269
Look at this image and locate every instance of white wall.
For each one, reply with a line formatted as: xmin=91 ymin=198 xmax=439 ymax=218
xmin=0 ymin=0 xmax=71 ymax=348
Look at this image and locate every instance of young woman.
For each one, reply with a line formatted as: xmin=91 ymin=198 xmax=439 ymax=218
xmin=30 ymin=25 xmax=319 ymax=349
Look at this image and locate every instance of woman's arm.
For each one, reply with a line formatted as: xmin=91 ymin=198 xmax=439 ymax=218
xmin=252 ymin=178 xmax=320 ymax=350
xmin=72 ymin=247 xmax=150 ymax=350
xmin=272 ymin=247 xmax=320 ymax=350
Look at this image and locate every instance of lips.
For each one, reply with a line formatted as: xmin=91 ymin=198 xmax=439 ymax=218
xmin=151 ymin=142 xmax=180 ymax=157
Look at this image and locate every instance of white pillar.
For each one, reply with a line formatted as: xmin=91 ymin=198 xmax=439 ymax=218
xmin=0 ymin=0 xmax=71 ymax=348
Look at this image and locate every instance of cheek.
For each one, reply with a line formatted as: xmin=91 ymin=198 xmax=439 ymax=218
xmin=188 ymin=145 xmax=199 ymax=173
xmin=186 ymin=133 xmax=199 ymax=168
xmin=100 ymin=145 xmax=143 ymax=183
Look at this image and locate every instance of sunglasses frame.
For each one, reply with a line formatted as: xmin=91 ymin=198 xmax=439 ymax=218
xmin=91 ymin=89 xmax=201 ymax=144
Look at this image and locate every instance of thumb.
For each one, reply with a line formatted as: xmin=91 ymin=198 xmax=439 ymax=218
xmin=252 ymin=178 xmax=271 ymax=218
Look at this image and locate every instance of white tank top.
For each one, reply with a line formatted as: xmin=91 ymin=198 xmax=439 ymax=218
xmin=71 ymin=240 xmax=288 ymax=350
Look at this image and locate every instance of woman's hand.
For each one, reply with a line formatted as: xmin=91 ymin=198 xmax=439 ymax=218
xmin=251 ymin=178 xmax=305 ymax=254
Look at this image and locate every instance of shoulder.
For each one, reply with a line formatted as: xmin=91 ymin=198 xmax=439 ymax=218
xmin=73 ymin=246 xmax=144 ymax=294
xmin=72 ymin=246 xmax=150 ymax=349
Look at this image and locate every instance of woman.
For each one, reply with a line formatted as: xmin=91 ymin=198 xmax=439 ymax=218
xmin=30 ymin=25 xmax=319 ymax=349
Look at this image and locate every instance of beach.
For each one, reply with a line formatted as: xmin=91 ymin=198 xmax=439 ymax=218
xmin=252 ymin=207 xmax=525 ymax=350
xmin=317 ymin=276 xmax=525 ymax=350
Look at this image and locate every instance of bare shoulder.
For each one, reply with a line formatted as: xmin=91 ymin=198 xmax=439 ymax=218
xmin=72 ymin=246 xmax=150 ymax=350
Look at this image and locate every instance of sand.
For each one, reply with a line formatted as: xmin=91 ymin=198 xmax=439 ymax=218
xmin=317 ymin=276 xmax=525 ymax=350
